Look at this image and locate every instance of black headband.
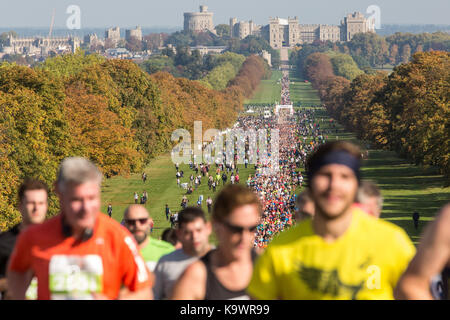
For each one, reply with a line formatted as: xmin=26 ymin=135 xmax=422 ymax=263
xmin=308 ymin=150 xmax=361 ymax=183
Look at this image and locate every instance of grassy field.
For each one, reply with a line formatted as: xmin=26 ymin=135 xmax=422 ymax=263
xmin=372 ymin=64 xmax=395 ymax=74
xmin=244 ymin=70 xmax=282 ymax=105
xmin=101 ymin=153 xmax=255 ymax=240
xmin=288 ymin=68 xmax=322 ymax=106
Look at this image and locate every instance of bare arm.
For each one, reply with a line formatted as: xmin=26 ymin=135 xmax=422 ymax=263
xmin=117 ymin=286 xmax=153 ymax=300
xmin=6 ymin=270 xmax=34 ymax=300
xmin=0 ymin=278 xmax=7 ymax=292
xmin=116 ymin=270 xmax=154 ymax=300
xmin=395 ymin=204 xmax=450 ymax=300
xmin=170 ymin=261 xmax=207 ymax=300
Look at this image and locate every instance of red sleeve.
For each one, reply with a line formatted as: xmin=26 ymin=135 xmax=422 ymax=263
xmin=8 ymin=228 xmax=33 ymax=273
xmin=120 ymin=232 xmax=152 ymax=291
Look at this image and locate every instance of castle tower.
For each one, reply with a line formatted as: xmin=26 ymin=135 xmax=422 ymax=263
xmin=126 ymin=26 xmax=143 ymax=41
xmin=184 ymin=5 xmax=215 ymax=33
xmin=230 ymin=17 xmax=237 ymax=37
xmin=340 ymin=12 xmax=374 ymax=41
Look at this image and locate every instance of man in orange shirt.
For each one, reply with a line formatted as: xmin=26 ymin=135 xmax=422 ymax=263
xmin=7 ymin=157 xmax=152 ymax=300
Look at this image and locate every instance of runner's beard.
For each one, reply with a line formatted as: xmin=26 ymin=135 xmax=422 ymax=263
xmin=133 ymin=230 xmax=148 ymax=244
xmin=314 ymin=196 xmax=354 ymax=221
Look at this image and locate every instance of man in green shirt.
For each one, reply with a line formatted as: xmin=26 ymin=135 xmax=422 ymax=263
xmin=123 ymin=205 xmax=175 ymax=273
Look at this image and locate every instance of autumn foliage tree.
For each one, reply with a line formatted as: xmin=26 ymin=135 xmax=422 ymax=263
xmin=384 ymin=51 xmax=449 ymax=178
xmin=305 ymin=50 xmax=449 ymax=184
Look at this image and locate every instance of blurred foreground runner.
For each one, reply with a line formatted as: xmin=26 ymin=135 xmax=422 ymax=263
xmin=153 ymin=207 xmax=212 ymax=300
xmin=7 ymin=157 xmax=151 ymax=300
xmin=248 ymin=141 xmax=415 ymax=299
xmin=295 ymin=190 xmax=315 ymax=222
xmin=395 ymin=204 xmax=450 ymax=300
xmin=355 ymin=180 xmax=383 ymax=218
xmin=171 ymin=185 xmax=260 ymax=300
xmin=0 ymin=179 xmax=48 ymax=300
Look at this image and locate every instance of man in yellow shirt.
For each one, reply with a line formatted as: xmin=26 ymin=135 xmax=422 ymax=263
xmin=248 ymin=141 xmax=415 ymax=300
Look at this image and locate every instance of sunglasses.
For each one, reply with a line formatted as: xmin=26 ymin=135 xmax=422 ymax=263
xmin=221 ymin=220 xmax=258 ymax=234
xmin=124 ymin=218 xmax=149 ymax=226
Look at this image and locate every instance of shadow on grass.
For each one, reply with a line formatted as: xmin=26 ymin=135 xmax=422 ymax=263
xmin=379 ymin=218 xmax=428 ymax=244
xmin=362 ymin=150 xmax=446 ymax=190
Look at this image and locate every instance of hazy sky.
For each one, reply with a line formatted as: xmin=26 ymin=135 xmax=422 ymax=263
xmin=0 ymin=0 xmax=449 ymax=28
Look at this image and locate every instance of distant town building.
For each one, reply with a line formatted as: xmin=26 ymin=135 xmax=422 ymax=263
xmin=105 ymin=47 xmax=131 ymax=59
xmin=260 ymin=50 xmax=272 ymax=66
xmin=189 ymin=45 xmax=227 ymax=56
xmin=265 ymin=12 xmax=375 ymax=48
xmin=84 ymin=33 xmax=104 ymax=47
xmin=184 ymin=5 xmax=215 ymax=34
xmin=84 ymin=33 xmax=98 ymax=45
xmin=105 ymin=26 xmax=121 ymax=45
xmin=1 ymin=34 xmax=80 ymax=55
xmin=340 ymin=12 xmax=375 ymax=41
xmin=230 ymin=18 xmax=262 ymax=39
xmin=125 ymin=26 xmax=143 ymax=41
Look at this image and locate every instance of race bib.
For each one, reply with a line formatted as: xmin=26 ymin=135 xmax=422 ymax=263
xmin=25 ymin=277 xmax=38 ymax=300
xmin=49 ymin=255 xmax=103 ymax=300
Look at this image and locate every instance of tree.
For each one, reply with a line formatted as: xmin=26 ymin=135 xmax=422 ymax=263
xmin=174 ymin=45 xmax=192 ymax=66
xmin=193 ymin=31 xmax=215 ymax=46
xmin=161 ymin=47 xmax=175 ymax=58
xmin=415 ymin=44 xmax=423 ymax=53
xmin=143 ymin=33 xmax=168 ymax=51
xmin=126 ymin=36 xmax=143 ymax=52
xmin=322 ymin=76 xmax=351 ymax=119
xmin=339 ymin=72 xmax=388 ymax=143
xmin=400 ymin=44 xmax=412 ymax=64
xmin=166 ymin=31 xmax=193 ymax=47
xmin=347 ymin=33 xmax=389 ymax=67
xmin=384 ymin=51 xmax=449 ymax=180
xmin=326 ymin=51 xmax=364 ymax=81
xmin=201 ymin=62 xmax=236 ymax=90
xmin=38 ymin=49 xmax=105 ymax=79
xmin=65 ymin=83 xmax=142 ymax=177
xmin=1 ymin=54 xmax=34 ymax=66
xmin=141 ymin=56 xmax=176 ymax=74
xmin=104 ymin=38 xmax=116 ymax=50
xmin=215 ymin=24 xmax=231 ymax=38
xmin=304 ymin=52 xmax=334 ymax=89
xmin=0 ymin=31 xmax=17 ymax=47
xmin=388 ymin=44 xmax=399 ymax=65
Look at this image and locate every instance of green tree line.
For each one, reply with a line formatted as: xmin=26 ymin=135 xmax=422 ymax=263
xmin=290 ymin=32 xmax=450 ymax=72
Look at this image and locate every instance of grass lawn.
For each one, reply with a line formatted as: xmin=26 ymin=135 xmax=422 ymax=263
xmin=372 ymin=64 xmax=395 ymax=74
xmin=289 ymin=69 xmax=322 ymax=106
xmin=244 ymin=70 xmax=282 ymax=105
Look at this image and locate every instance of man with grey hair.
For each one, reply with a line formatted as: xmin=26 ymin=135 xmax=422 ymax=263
xmin=7 ymin=157 xmax=152 ymax=300
xmin=356 ymin=180 xmax=383 ymax=218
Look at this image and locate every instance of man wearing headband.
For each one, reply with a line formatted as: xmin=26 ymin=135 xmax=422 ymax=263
xmin=248 ymin=141 xmax=415 ymax=299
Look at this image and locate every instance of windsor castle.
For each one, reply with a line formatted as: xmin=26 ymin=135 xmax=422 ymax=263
xmin=184 ymin=6 xmax=376 ymax=48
